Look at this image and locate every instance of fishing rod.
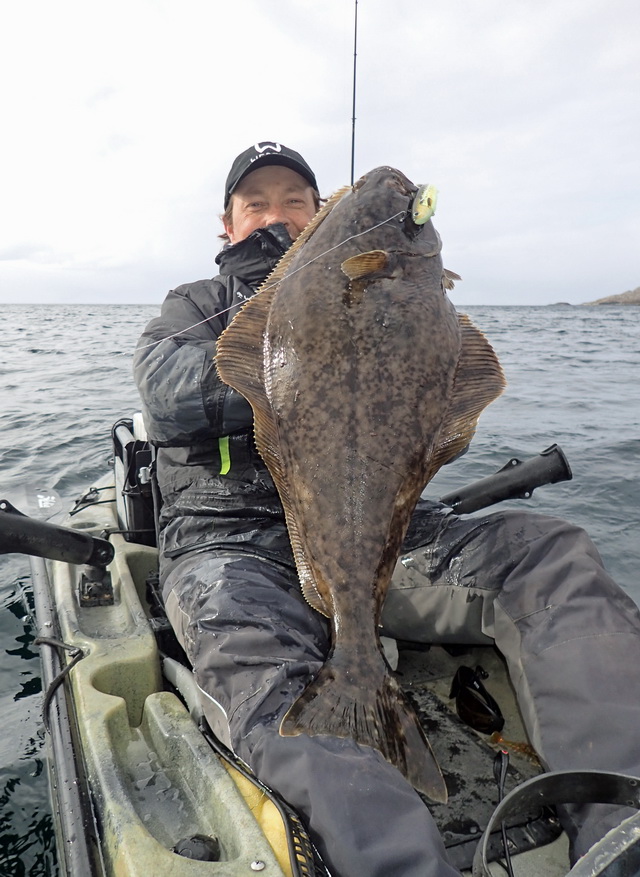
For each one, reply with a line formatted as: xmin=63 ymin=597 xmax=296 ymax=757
xmin=350 ymin=0 xmax=359 ymax=185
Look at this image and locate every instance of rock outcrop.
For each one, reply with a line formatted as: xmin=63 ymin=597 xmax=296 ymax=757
xmin=582 ymin=287 xmax=640 ymax=305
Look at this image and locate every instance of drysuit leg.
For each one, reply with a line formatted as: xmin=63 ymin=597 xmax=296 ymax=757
xmin=385 ymin=503 xmax=640 ymax=861
xmin=163 ymin=552 xmax=460 ymax=877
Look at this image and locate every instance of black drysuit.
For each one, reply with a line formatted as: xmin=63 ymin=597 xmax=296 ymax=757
xmin=134 ymin=225 xmax=640 ymax=877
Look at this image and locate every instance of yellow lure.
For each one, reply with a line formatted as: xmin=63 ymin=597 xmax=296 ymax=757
xmin=411 ymin=183 xmax=439 ymax=225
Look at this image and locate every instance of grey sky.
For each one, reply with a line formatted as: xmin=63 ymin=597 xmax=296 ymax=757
xmin=1 ymin=0 xmax=638 ymax=305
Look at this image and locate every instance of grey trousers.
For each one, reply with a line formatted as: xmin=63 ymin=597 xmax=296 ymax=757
xmin=163 ymin=505 xmax=640 ymax=877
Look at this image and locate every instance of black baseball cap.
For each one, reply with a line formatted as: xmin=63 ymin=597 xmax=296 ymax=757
xmin=224 ymin=141 xmax=318 ymax=208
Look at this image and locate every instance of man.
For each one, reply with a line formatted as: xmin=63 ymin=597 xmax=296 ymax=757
xmin=134 ymin=142 xmax=640 ymax=877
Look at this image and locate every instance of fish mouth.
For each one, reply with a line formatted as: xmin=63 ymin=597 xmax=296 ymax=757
xmin=365 ymin=168 xmax=432 ymax=238
xmin=357 ymin=168 xmax=428 ymax=240
xmin=352 ymin=168 xmax=425 ymax=242
xmin=403 ymin=193 xmax=426 ymax=239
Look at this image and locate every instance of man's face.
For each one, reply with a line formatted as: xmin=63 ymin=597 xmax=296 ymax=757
xmin=224 ymin=165 xmax=317 ymax=245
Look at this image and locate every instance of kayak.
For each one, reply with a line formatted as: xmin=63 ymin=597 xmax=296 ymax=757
xmin=2 ymin=419 xmax=638 ymax=876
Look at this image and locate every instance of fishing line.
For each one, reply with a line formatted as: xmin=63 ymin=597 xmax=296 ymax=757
xmin=134 ymin=300 xmax=241 ymax=350
xmin=264 ymin=209 xmax=405 ymax=289
xmin=133 ymin=209 xmax=406 ymax=353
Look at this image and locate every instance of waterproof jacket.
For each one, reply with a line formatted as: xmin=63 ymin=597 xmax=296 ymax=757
xmin=133 ymin=224 xmax=296 ymax=574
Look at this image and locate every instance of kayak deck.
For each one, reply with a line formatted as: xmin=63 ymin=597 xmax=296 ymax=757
xmin=43 ymin=473 xmax=571 ymax=876
xmin=397 ymin=643 xmax=569 ymax=875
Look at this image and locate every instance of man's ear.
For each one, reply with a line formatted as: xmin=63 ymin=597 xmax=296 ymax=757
xmin=223 ymin=219 xmax=234 ymax=243
xmin=222 ymin=196 xmax=235 ymax=243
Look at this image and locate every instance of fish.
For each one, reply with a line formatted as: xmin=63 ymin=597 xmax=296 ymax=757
xmin=215 ymin=166 xmax=505 ymax=802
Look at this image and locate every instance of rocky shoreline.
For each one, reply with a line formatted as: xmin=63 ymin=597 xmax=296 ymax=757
xmin=582 ymin=287 xmax=640 ymax=305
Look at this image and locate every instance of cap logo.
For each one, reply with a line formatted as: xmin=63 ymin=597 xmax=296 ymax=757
xmin=254 ymin=141 xmax=282 ymax=155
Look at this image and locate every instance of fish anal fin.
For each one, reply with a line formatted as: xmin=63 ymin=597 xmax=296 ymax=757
xmin=340 ymin=250 xmax=389 ymax=281
xmin=291 ymin=551 xmax=331 ymax=617
xmin=431 ymin=313 xmax=507 ymax=470
xmin=280 ymin=649 xmax=448 ymax=803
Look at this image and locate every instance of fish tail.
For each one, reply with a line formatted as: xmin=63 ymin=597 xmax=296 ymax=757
xmin=279 ymin=650 xmax=447 ymax=803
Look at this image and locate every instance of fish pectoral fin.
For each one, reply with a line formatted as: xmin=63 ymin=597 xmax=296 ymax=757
xmin=280 ymin=650 xmax=448 ymax=803
xmin=431 ymin=313 xmax=507 ymax=469
xmin=443 ymin=268 xmax=462 ymax=290
xmin=340 ymin=250 xmax=388 ymax=281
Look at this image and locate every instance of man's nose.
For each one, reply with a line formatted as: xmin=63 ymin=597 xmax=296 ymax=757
xmin=264 ymin=207 xmax=289 ymax=227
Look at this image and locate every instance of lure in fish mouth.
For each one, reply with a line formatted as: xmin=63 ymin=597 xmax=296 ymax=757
xmin=399 ymin=182 xmax=439 ymax=242
xmin=412 ymin=183 xmax=439 ymax=225
xmin=216 ymin=165 xmax=505 ymax=803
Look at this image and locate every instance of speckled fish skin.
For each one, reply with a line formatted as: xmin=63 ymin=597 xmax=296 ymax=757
xmin=216 ymin=166 xmax=505 ymax=802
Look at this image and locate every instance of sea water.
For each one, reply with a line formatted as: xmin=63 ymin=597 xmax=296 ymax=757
xmin=1 ymin=303 xmax=639 ymax=874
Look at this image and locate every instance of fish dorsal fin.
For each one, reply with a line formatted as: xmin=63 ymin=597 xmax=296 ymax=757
xmin=216 ymin=287 xmax=331 ymax=618
xmin=216 ymin=192 xmax=361 ymax=619
xmin=431 ymin=313 xmax=506 ymax=470
xmin=341 ymin=250 xmax=388 ymax=280
xmin=215 ymin=283 xmax=275 ymax=429
xmin=255 ymin=184 xmax=352 ymax=296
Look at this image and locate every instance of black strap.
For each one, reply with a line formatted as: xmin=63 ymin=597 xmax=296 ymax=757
xmin=34 ymin=636 xmax=85 ymax=733
xmin=472 ymin=769 xmax=640 ymax=877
